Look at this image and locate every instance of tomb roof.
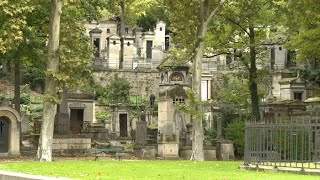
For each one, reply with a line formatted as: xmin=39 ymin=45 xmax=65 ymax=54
xmin=68 ymin=89 xmax=95 ymax=100
xmin=89 ymin=27 xmax=102 ymax=34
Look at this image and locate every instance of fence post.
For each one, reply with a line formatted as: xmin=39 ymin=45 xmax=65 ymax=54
xmin=244 ymin=119 xmax=250 ymax=166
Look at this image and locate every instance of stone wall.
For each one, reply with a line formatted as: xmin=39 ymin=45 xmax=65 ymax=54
xmin=93 ymin=69 xmax=160 ymax=97
xmin=52 ymin=137 xmax=91 ymax=156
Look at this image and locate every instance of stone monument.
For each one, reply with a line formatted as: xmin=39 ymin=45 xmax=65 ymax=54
xmin=135 ymin=112 xmax=147 ymax=145
xmin=157 ymin=59 xmax=190 ymax=158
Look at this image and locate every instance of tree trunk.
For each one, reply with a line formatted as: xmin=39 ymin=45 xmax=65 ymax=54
xmin=191 ymin=0 xmax=225 ymax=161
xmin=191 ymin=0 xmax=208 ymax=162
xmin=39 ymin=0 xmax=62 ymax=162
xmin=119 ymin=0 xmax=125 ymax=69
xmin=14 ymin=59 xmax=20 ymax=114
xmin=248 ymin=26 xmax=260 ymax=121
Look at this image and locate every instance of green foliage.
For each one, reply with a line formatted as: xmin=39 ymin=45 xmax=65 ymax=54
xmin=176 ymin=89 xmax=205 ymax=119
xmin=20 ymin=93 xmax=31 ymax=105
xmin=0 ymin=71 xmax=7 ymax=79
xmin=163 ymin=0 xmax=200 ymax=54
xmin=125 ymin=0 xmax=160 ymax=25
xmin=0 ymin=0 xmax=35 ymax=54
xmin=285 ymin=0 xmax=320 ymax=62
xmin=24 ymin=67 xmax=45 ymax=92
xmin=0 ymin=93 xmax=5 ymax=105
xmin=129 ymin=96 xmax=148 ymax=117
xmin=224 ymin=120 xmax=245 ymax=157
xmin=292 ymin=67 xmax=320 ymax=87
xmin=1 ymin=0 xmax=110 ymax=93
xmin=31 ymin=105 xmax=43 ymax=113
xmin=98 ymin=76 xmax=132 ymax=104
xmin=216 ymin=74 xmax=250 ymax=110
xmin=137 ymin=5 xmax=169 ymax=31
xmin=95 ymin=110 xmax=112 ymax=121
xmin=159 ymin=48 xmax=191 ymax=71
xmin=27 ymin=104 xmax=43 ymax=122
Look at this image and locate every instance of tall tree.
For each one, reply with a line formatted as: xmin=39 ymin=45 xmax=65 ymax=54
xmin=39 ymin=0 xmax=62 ymax=162
xmin=38 ymin=0 xmax=109 ymax=161
xmin=165 ymin=0 xmax=225 ymax=161
xmin=216 ymin=0 xmax=279 ymax=121
xmin=0 ymin=0 xmax=35 ymax=113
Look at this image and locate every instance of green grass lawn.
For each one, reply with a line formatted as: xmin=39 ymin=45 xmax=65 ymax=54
xmin=0 ymin=160 xmax=319 ymax=180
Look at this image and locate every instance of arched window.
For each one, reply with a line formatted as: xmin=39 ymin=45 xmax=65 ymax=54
xmin=127 ymin=42 xmax=130 ymax=46
xmin=113 ymin=41 xmax=116 ymax=45
xmin=107 ymin=29 xmax=110 ymax=33
xmin=170 ymin=73 xmax=183 ymax=82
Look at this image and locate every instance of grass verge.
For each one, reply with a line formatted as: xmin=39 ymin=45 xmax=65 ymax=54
xmin=0 ymin=160 xmax=319 ymax=180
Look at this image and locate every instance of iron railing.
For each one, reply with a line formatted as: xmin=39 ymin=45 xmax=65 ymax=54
xmin=244 ymin=117 xmax=320 ymax=170
xmin=93 ymin=58 xmax=161 ymax=70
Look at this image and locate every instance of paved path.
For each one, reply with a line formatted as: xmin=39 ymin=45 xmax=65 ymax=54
xmin=239 ymin=164 xmax=320 ymax=175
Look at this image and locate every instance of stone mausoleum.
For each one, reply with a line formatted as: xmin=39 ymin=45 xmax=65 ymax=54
xmin=157 ymin=60 xmax=191 ymax=158
xmin=0 ymin=106 xmax=21 ymax=157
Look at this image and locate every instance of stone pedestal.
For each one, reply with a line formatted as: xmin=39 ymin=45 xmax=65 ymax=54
xmin=217 ymin=140 xmax=235 ymax=160
xmin=134 ymin=145 xmax=156 ymax=159
xmin=158 ymin=142 xmax=179 ymax=158
xmin=136 ymin=121 xmax=147 ymax=145
xmin=157 ymin=134 xmax=179 ymax=158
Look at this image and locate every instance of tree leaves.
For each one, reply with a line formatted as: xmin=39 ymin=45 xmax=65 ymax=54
xmin=0 ymin=0 xmax=35 ymax=54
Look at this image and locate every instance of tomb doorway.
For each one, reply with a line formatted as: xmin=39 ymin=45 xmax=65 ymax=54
xmin=70 ymin=109 xmax=84 ymax=134
xmin=0 ymin=117 xmax=9 ymax=153
xmin=119 ymin=114 xmax=128 ymax=137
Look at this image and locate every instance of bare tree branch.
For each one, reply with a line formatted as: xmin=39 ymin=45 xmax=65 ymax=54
xmin=225 ymin=17 xmax=250 ymax=36
xmin=203 ymin=52 xmax=230 ymax=58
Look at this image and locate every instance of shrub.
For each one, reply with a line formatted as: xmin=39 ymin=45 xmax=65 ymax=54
xmin=104 ymin=76 xmax=131 ymax=104
xmin=224 ymin=120 xmax=245 ymax=158
xmin=0 ymin=93 xmax=5 ymax=105
xmin=95 ymin=110 xmax=112 ymax=121
xmin=20 ymin=93 xmax=31 ymax=105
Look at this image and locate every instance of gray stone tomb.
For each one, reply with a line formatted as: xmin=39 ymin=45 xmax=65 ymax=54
xmin=157 ymin=60 xmax=191 ymax=158
xmin=0 ymin=106 xmax=21 ymax=157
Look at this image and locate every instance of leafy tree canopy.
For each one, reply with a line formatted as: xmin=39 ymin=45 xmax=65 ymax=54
xmin=285 ymin=0 xmax=320 ymax=63
xmin=99 ymin=76 xmax=132 ymax=104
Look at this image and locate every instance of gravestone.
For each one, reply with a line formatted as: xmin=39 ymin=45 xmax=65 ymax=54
xmin=20 ymin=113 xmax=31 ymax=134
xmin=136 ymin=121 xmax=147 ymax=145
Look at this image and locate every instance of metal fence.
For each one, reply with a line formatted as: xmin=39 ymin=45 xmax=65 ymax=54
xmin=93 ymin=58 xmax=161 ymax=70
xmin=244 ymin=117 xmax=320 ymax=170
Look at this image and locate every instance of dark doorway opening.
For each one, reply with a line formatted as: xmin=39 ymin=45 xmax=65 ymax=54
xmin=70 ymin=109 xmax=84 ymax=134
xmin=0 ymin=117 xmax=9 ymax=153
xmin=119 ymin=114 xmax=128 ymax=137
xmin=146 ymin=40 xmax=153 ymax=59
xmin=93 ymin=38 xmax=100 ymax=57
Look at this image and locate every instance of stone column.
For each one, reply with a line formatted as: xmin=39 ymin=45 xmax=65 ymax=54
xmin=216 ymin=117 xmax=222 ymax=139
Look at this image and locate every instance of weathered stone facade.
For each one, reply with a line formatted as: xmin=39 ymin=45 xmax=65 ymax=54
xmin=93 ymin=69 xmax=160 ymax=97
xmin=0 ymin=107 xmax=21 ymax=157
